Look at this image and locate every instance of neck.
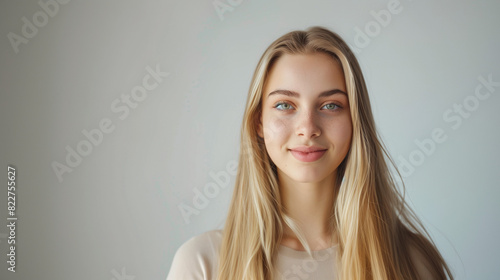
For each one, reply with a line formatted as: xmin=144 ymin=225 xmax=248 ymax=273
xmin=278 ymin=171 xmax=338 ymax=250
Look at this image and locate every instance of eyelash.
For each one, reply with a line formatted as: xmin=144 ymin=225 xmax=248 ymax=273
xmin=273 ymin=101 xmax=342 ymax=111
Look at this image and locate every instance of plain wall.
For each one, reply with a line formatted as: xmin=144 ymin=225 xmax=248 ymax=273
xmin=0 ymin=0 xmax=499 ymax=279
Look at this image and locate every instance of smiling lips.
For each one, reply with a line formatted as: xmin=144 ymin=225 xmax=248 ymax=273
xmin=289 ymin=146 xmax=327 ymax=162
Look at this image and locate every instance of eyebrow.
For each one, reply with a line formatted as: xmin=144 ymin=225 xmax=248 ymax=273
xmin=267 ymin=89 xmax=347 ymax=98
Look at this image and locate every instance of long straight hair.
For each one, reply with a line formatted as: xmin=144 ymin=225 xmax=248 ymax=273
xmin=216 ymin=26 xmax=453 ymax=280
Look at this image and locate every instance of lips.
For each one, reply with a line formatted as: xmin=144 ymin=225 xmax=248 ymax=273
xmin=289 ymin=146 xmax=327 ymax=162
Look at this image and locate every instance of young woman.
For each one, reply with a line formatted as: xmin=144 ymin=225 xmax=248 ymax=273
xmin=167 ymin=26 xmax=453 ymax=280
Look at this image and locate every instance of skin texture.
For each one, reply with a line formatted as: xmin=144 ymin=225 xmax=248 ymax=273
xmin=257 ymin=52 xmax=353 ymax=250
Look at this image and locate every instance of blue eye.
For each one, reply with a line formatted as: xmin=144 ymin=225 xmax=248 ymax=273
xmin=274 ymin=102 xmax=294 ymax=110
xmin=322 ymin=103 xmax=340 ymax=110
xmin=274 ymin=102 xmax=341 ymax=111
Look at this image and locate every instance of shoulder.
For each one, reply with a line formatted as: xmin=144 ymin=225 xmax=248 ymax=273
xmin=173 ymin=230 xmax=223 ymax=260
xmin=166 ymin=230 xmax=223 ymax=280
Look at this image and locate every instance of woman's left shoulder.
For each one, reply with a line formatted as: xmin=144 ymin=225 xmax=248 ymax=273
xmin=166 ymin=230 xmax=223 ymax=280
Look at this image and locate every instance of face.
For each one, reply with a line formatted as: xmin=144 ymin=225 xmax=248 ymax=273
xmin=257 ymin=52 xmax=352 ymax=184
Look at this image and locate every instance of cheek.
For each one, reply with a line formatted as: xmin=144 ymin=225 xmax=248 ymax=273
xmin=263 ymin=117 xmax=289 ymax=144
xmin=326 ymin=117 xmax=353 ymax=147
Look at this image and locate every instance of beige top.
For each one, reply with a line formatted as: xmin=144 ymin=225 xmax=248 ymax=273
xmin=167 ymin=230 xmax=436 ymax=280
xmin=166 ymin=230 xmax=338 ymax=280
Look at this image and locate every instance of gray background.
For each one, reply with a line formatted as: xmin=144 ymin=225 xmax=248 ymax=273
xmin=1 ymin=0 xmax=499 ymax=279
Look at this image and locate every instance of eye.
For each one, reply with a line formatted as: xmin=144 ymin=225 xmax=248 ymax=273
xmin=321 ymin=103 xmax=341 ymax=111
xmin=274 ymin=102 xmax=294 ymax=111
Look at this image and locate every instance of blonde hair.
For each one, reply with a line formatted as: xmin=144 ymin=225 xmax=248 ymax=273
xmin=216 ymin=26 xmax=453 ymax=280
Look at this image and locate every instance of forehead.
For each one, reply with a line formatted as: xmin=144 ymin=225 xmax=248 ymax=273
xmin=263 ymin=52 xmax=346 ymax=100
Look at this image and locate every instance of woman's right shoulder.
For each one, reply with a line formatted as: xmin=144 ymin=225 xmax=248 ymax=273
xmin=174 ymin=230 xmax=223 ymax=260
xmin=166 ymin=229 xmax=223 ymax=280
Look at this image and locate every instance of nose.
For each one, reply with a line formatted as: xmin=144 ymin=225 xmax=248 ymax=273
xmin=296 ymin=110 xmax=321 ymax=138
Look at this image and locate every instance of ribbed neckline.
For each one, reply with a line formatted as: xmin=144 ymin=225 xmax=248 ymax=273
xmin=278 ymin=244 xmax=338 ymax=259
